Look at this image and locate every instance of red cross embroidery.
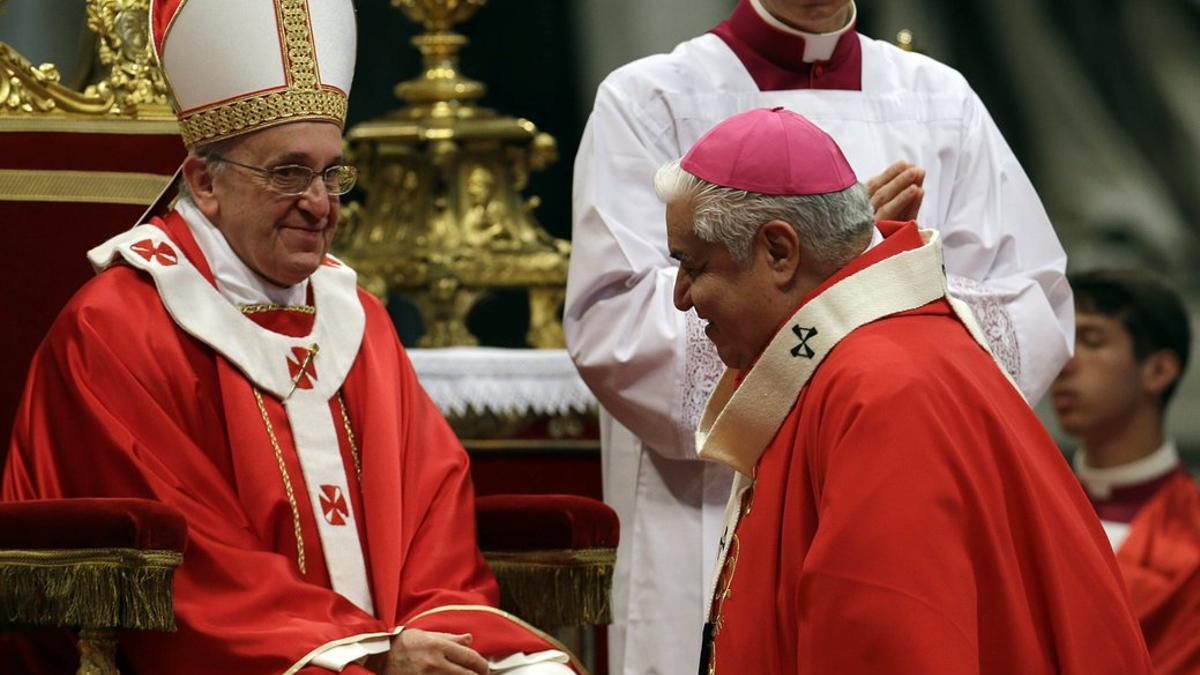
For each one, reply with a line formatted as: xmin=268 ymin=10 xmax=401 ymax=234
xmin=286 ymin=346 xmax=319 ymax=390
xmin=319 ymin=484 xmax=349 ymax=526
xmin=130 ymin=239 xmax=178 ymax=266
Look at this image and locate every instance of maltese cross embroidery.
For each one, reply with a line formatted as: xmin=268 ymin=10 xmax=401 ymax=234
xmin=130 ymin=239 xmax=178 ymax=266
xmin=319 ymin=484 xmax=349 ymax=526
xmin=285 ymin=344 xmax=320 ymax=397
xmin=790 ymin=325 xmax=818 ymax=359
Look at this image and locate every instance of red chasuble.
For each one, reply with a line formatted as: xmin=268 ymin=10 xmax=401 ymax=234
xmin=699 ymin=223 xmax=1152 ymax=674
xmin=3 ymin=212 xmax=576 ymax=674
xmin=1117 ymin=472 xmax=1200 ymax=675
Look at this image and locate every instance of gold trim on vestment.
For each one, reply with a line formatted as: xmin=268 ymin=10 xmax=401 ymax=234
xmin=253 ymin=387 xmax=307 ymax=575
xmin=283 ymin=626 xmax=404 ymax=675
xmin=706 ymin=485 xmax=753 ymax=675
xmin=175 ymin=0 xmax=346 ymax=148
xmin=336 ymin=392 xmax=362 ymax=485
xmin=405 ymin=604 xmax=589 ymax=674
xmin=239 ymin=303 xmax=316 ymax=315
xmin=0 ymin=169 xmax=174 ymax=205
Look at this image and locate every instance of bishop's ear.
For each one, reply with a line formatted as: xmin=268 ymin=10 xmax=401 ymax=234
xmin=758 ymin=220 xmax=801 ymax=277
xmin=181 ymin=155 xmax=220 ymax=219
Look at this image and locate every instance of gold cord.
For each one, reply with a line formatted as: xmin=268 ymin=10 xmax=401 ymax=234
xmin=707 ymin=484 xmax=754 ymax=675
xmin=239 ymin=303 xmax=316 ymax=315
xmin=336 ymin=391 xmax=361 ymax=486
xmin=253 ymin=387 xmax=306 ymax=575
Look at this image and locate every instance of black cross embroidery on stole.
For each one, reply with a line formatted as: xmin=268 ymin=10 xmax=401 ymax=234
xmin=790 ymin=325 xmax=818 ymax=359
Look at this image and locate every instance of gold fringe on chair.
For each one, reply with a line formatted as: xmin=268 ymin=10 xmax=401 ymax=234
xmin=483 ymin=548 xmax=615 ymax=629
xmin=0 ymin=548 xmax=182 ymax=632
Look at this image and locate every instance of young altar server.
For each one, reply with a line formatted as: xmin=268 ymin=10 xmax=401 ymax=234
xmin=1052 ymin=269 xmax=1200 ymax=675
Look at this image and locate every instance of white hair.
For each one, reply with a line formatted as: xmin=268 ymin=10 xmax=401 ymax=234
xmin=177 ymin=135 xmax=243 ymax=200
xmin=654 ymin=160 xmax=874 ymax=268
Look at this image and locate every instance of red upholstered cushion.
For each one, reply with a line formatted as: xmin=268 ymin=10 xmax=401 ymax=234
xmin=0 ymin=498 xmax=187 ymax=552
xmin=475 ymin=494 xmax=618 ymax=551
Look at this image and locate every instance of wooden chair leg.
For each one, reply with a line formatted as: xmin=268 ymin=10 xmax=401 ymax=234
xmin=77 ymin=628 xmax=119 ymax=675
xmin=554 ymin=625 xmax=597 ymax=673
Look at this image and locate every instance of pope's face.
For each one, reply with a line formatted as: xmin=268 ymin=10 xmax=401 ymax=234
xmin=759 ymin=0 xmax=854 ymax=33
xmin=204 ymin=121 xmax=344 ymax=287
xmin=667 ymin=202 xmax=781 ymax=371
xmin=1051 ymin=312 xmax=1145 ymax=441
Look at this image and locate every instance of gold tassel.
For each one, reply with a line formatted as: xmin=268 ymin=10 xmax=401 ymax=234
xmin=0 ymin=548 xmax=182 ymax=632
xmin=484 ymin=548 xmax=615 ymax=629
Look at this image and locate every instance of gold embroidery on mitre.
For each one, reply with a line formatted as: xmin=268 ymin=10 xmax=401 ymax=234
xmin=175 ymin=0 xmax=346 ymax=148
xmin=279 ymin=0 xmax=319 ymax=90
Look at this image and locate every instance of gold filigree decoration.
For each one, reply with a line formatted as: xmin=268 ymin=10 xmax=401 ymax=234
xmin=1 ymin=0 xmax=171 ymax=117
xmin=390 ymin=0 xmax=487 ymax=108
xmin=86 ymin=0 xmax=172 ymax=111
xmin=279 ymin=0 xmax=319 ymax=90
xmin=176 ymin=0 xmax=346 ymax=147
xmin=178 ymin=87 xmax=347 ymax=147
xmin=0 ymin=43 xmax=114 ymax=115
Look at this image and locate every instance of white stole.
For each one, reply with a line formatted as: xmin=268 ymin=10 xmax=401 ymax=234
xmin=88 ymin=223 xmax=375 ymax=614
xmin=695 ymin=228 xmax=1012 ymax=615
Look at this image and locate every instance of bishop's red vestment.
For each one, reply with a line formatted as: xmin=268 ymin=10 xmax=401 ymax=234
xmin=695 ymin=222 xmax=1153 ymax=674
xmin=3 ymin=211 xmax=576 ymax=674
xmin=1112 ymin=471 xmax=1200 ymax=675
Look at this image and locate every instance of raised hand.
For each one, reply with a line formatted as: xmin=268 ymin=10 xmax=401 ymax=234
xmin=867 ymin=161 xmax=925 ymax=222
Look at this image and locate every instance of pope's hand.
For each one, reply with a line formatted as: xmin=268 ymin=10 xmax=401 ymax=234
xmin=867 ymin=161 xmax=925 ymax=222
xmin=368 ymin=629 xmax=490 ymax=675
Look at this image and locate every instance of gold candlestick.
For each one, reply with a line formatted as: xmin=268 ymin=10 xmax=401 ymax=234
xmin=337 ymin=0 xmax=569 ymax=348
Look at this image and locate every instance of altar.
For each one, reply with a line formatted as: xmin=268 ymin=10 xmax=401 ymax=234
xmin=409 ymin=347 xmax=602 ymax=499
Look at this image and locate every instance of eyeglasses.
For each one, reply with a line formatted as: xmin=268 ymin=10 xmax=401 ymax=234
xmin=209 ymin=155 xmax=358 ymax=196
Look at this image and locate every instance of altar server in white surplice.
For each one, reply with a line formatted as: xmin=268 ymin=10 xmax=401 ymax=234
xmin=563 ymin=1 xmax=1074 ymax=673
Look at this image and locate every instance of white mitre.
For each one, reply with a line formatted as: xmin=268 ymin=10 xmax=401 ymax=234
xmin=150 ymin=0 xmax=357 ymax=148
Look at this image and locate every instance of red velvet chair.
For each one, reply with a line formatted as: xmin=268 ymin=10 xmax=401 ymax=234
xmin=0 ymin=498 xmax=187 ymax=674
xmin=476 ymin=494 xmax=618 ymax=629
xmin=0 ymin=38 xmax=191 ymax=675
